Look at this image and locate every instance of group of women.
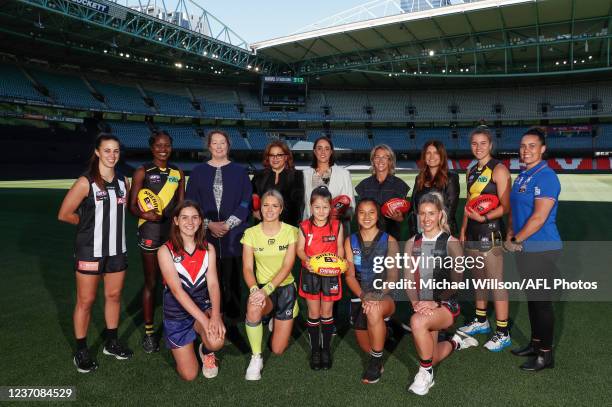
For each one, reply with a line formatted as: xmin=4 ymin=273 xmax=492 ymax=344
xmin=58 ymin=126 xmax=561 ymax=394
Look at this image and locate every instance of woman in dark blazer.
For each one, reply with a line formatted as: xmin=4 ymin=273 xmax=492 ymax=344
xmin=251 ymin=140 xmax=304 ymax=227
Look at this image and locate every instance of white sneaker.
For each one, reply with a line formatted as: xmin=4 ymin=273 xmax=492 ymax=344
xmin=452 ymin=331 xmax=479 ymax=350
xmin=484 ymin=332 xmax=512 ymax=352
xmin=408 ymin=366 xmax=435 ymax=396
xmin=245 ymin=354 xmax=264 ymax=381
xmin=199 ymin=344 xmax=218 ymax=379
xmin=458 ymin=318 xmax=491 ymax=335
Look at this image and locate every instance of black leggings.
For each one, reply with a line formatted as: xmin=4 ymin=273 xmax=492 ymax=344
xmin=216 ymin=256 xmax=243 ymax=321
xmin=515 ymin=250 xmax=560 ymax=349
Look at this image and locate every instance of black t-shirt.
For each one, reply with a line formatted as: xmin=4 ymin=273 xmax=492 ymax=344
xmin=409 ymin=171 xmax=460 ymax=238
xmin=251 ymin=168 xmax=304 ymax=227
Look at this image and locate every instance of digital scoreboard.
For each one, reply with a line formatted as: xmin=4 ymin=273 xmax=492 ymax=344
xmin=260 ymin=76 xmax=307 ymax=106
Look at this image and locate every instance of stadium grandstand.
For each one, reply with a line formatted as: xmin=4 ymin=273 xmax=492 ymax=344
xmin=1 ymin=0 xmax=612 ymax=177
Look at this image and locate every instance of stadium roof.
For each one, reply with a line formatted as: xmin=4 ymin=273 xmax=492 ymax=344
xmin=252 ymin=0 xmax=612 ymax=83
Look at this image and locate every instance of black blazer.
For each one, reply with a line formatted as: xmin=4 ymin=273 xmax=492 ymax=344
xmin=251 ymin=168 xmax=304 ymax=227
xmin=409 ymin=171 xmax=460 ymax=237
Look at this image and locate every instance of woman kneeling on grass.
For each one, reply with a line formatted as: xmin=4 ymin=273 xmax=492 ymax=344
xmin=158 ymin=200 xmax=225 ymax=381
xmin=241 ymin=190 xmax=299 ymax=380
xmin=344 ymin=198 xmax=399 ymax=384
xmin=405 ymin=192 xmax=478 ymax=396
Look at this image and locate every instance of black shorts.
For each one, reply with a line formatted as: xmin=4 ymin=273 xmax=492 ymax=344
xmin=349 ymin=298 xmax=394 ymax=331
xmin=440 ymin=299 xmax=460 ymax=319
xmin=74 ymin=253 xmax=128 ymax=275
xmin=266 ymin=283 xmax=299 ymax=321
xmin=465 ymin=230 xmax=504 ymax=252
xmin=137 ymin=220 xmax=170 ymax=251
xmin=298 ymin=268 xmax=342 ymax=302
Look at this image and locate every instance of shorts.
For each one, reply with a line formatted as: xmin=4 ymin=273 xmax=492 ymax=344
xmin=465 ymin=230 xmax=504 ymax=252
xmin=440 ymin=299 xmax=460 ymax=319
xmin=75 ymin=253 xmax=127 ymax=275
xmin=137 ymin=221 xmax=170 ymax=251
xmin=164 ymin=306 xmax=212 ymax=350
xmin=298 ymin=268 xmax=342 ymax=302
xmin=265 ymin=283 xmax=299 ymax=321
xmin=350 ymin=296 xmax=394 ymax=331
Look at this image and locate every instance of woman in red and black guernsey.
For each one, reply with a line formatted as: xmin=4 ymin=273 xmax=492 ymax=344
xmin=58 ymin=133 xmax=132 ymax=373
xmin=405 ymin=192 xmax=477 ymax=396
xmin=297 ymin=186 xmax=344 ymax=371
xmin=158 ymin=200 xmax=225 ymax=381
xmin=129 ymin=130 xmax=184 ymax=353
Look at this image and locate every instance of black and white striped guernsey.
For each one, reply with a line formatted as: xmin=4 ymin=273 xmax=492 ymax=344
xmin=75 ymin=174 xmax=127 ymax=258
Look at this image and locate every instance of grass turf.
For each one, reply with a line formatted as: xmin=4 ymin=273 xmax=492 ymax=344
xmin=1 ymin=176 xmax=611 ymax=406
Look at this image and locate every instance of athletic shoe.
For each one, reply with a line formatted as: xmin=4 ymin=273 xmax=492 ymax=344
xmin=245 ymin=354 xmax=264 ymax=381
xmin=310 ymin=350 xmax=322 ymax=371
xmin=73 ymin=348 xmax=98 ymax=373
xmin=458 ymin=318 xmax=491 ymax=335
xmin=407 ymin=367 xmax=435 ymax=396
xmin=142 ymin=334 xmax=159 ymax=354
xmin=361 ymin=357 xmax=384 ymax=384
xmin=199 ymin=344 xmax=219 ymax=378
xmin=484 ymin=332 xmax=512 ymax=352
xmin=321 ymin=348 xmax=332 ymax=370
xmin=400 ymin=322 xmax=412 ymax=333
xmin=452 ymin=331 xmax=479 ymax=350
xmin=103 ymin=339 xmax=133 ymax=360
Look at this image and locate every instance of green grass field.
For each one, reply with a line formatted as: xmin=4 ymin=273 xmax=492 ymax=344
xmin=1 ymin=175 xmax=611 ymax=406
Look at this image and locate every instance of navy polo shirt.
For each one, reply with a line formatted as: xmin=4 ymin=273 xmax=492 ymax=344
xmin=510 ymin=161 xmax=562 ymax=252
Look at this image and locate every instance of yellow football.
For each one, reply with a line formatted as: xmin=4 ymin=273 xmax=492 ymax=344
xmin=309 ymin=252 xmax=348 ymax=277
xmin=137 ymin=188 xmax=164 ymax=215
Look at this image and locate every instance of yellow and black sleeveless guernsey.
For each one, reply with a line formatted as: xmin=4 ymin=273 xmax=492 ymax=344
xmin=137 ymin=163 xmax=181 ymax=251
xmin=466 ymin=158 xmax=505 ymax=244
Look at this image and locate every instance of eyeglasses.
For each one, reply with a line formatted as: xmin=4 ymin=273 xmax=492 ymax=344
xmin=268 ymin=153 xmax=287 ymax=159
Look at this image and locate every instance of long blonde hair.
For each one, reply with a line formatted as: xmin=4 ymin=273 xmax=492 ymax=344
xmin=418 ymin=192 xmax=450 ymax=234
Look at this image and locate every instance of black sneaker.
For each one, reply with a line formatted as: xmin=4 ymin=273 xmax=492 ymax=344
xmin=74 ymin=348 xmax=98 ymax=373
xmin=142 ymin=334 xmax=160 ymax=354
xmin=361 ymin=356 xmax=384 ymax=384
xmin=103 ymin=339 xmax=134 ymax=360
xmin=321 ymin=348 xmax=332 ymax=370
xmin=310 ymin=350 xmax=322 ymax=371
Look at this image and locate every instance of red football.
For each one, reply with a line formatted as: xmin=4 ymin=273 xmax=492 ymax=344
xmin=252 ymin=194 xmax=261 ymax=211
xmin=381 ymin=198 xmax=410 ymax=217
xmin=466 ymin=194 xmax=499 ymax=215
xmin=331 ymin=194 xmax=351 ymax=216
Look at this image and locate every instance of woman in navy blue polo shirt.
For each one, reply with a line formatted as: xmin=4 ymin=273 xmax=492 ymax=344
xmin=506 ymin=127 xmax=562 ymax=372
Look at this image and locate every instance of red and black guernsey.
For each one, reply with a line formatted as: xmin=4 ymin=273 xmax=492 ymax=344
xmin=75 ymin=174 xmax=127 ymax=258
xmin=299 ymin=218 xmax=341 ymax=267
xmin=163 ymin=242 xmax=211 ymax=320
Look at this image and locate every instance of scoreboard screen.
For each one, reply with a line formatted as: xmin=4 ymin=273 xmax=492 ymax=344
xmin=260 ymin=76 xmax=307 ymax=106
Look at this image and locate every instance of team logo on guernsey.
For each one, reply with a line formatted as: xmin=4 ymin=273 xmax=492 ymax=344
xmin=95 ymin=190 xmax=108 ymax=201
xmin=352 ymin=248 xmax=361 ymax=256
xmin=173 ymin=255 xmax=184 ymax=263
xmin=322 ymin=235 xmax=336 ymax=242
xmin=149 ymin=174 xmax=161 ymax=183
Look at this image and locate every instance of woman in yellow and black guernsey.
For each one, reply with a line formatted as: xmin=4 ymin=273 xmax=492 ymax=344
xmin=129 ymin=130 xmax=184 ymax=353
xmin=241 ymin=189 xmax=299 ymax=381
xmin=458 ymin=126 xmax=512 ymax=352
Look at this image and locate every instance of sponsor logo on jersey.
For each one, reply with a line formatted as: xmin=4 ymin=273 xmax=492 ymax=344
xmin=534 ymin=186 xmax=541 ymax=196
xmin=322 ymin=235 xmax=336 ymax=242
xmin=95 ymin=190 xmax=108 ymax=201
xmin=478 ymin=176 xmax=489 ymax=183
xmin=352 ymin=249 xmax=361 ymax=256
xmin=168 ymin=176 xmax=180 ymax=183
xmin=278 ymin=244 xmax=288 ymax=251
xmin=268 ymin=238 xmax=276 ymax=245
xmin=116 ymin=197 xmax=126 ymax=205
xmin=149 ymin=174 xmax=161 ymax=183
